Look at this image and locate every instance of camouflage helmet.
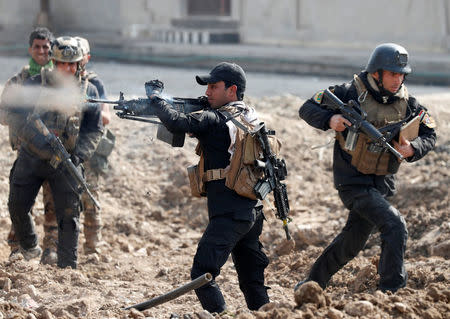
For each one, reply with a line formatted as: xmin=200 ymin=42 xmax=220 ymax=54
xmin=75 ymin=36 xmax=90 ymax=56
xmin=366 ymin=43 xmax=411 ymax=74
xmin=50 ymin=36 xmax=83 ymax=63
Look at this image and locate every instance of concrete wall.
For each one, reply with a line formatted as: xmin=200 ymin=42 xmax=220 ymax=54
xmin=239 ymin=0 xmax=450 ymax=52
xmin=0 ymin=0 xmax=449 ymax=52
xmin=51 ymin=0 xmax=121 ymax=33
xmin=0 ymin=0 xmax=40 ymax=43
xmin=120 ymin=0 xmax=183 ymax=38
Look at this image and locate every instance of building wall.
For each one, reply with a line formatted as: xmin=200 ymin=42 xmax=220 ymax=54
xmin=119 ymin=0 xmax=183 ymax=38
xmin=0 ymin=0 xmax=40 ymax=42
xmin=0 ymin=0 xmax=449 ymax=52
xmin=239 ymin=0 xmax=450 ymax=52
xmin=51 ymin=0 xmax=121 ymax=33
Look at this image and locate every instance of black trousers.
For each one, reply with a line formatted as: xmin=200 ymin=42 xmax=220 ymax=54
xmin=8 ymin=150 xmax=81 ymax=268
xmin=191 ymin=210 xmax=269 ymax=313
xmin=307 ymin=186 xmax=408 ymax=292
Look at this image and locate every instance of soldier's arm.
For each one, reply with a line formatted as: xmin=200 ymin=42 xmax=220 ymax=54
xmin=75 ymin=84 xmax=103 ymax=162
xmin=151 ymin=98 xmax=220 ymax=135
xmin=0 ymin=74 xmax=23 ymax=125
xmin=88 ymin=75 xmax=111 ymax=125
xmin=299 ymin=83 xmax=352 ymax=131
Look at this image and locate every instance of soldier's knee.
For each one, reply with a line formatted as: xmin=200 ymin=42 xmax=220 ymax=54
xmin=383 ymin=207 xmax=408 ymax=240
xmin=8 ymin=194 xmax=32 ymax=214
xmin=191 ymin=265 xmax=204 ymax=281
xmin=59 ymin=215 xmax=80 ymax=232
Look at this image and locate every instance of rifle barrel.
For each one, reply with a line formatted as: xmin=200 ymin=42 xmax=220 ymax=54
xmin=87 ymin=98 xmax=121 ymax=104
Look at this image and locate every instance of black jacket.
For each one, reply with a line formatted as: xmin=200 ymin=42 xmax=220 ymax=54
xmin=299 ymin=71 xmax=436 ymax=195
xmin=152 ymin=98 xmax=257 ymax=221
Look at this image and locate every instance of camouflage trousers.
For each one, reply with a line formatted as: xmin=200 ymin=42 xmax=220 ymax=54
xmin=79 ymin=161 xmax=102 ymax=253
xmin=7 ymin=161 xmax=101 ymax=254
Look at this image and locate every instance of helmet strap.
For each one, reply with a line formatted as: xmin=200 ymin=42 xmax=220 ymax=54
xmin=74 ymin=62 xmax=82 ymax=81
xmin=375 ymin=70 xmax=396 ymax=97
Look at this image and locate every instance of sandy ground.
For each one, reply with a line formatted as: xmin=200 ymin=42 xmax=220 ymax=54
xmin=0 ymin=85 xmax=448 ymax=318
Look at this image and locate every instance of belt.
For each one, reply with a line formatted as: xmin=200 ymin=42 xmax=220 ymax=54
xmin=203 ymin=168 xmax=227 ymax=182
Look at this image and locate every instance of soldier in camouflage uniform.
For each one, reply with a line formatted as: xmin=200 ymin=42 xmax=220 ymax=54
xmin=41 ymin=36 xmax=114 ymax=256
xmin=0 ymin=27 xmax=58 ymax=260
xmin=76 ymin=37 xmax=114 ymax=254
xmin=6 ymin=36 xmax=103 ymax=268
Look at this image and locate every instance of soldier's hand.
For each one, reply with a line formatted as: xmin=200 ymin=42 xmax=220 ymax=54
xmin=329 ymin=114 xmax=352 ymax=132
xmin=393 ymin=135 xmax=415 ymax=159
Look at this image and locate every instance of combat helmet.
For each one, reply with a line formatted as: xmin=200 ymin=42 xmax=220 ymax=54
xmin=50 ymin=36 xmax=83 ymax=63
xmin=75 ymin=36 xmax=90 ymax=56
xmin=366 ymin=43 xmax=411 ymax=74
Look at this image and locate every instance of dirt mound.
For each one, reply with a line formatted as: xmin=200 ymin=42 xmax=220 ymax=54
xmin=0 ymin=92 xmax=448 ymax=318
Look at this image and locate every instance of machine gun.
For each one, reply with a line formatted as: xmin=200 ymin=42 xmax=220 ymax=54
xmin=26 ymin=114 xmax=101 ymax=209
xmin=322 ymin=89 xmax=404 ymax=161
xmin=88 ymin=80 xmax=209 ymax=147
xmin=252 ymin=122 xmax=291 ymax=240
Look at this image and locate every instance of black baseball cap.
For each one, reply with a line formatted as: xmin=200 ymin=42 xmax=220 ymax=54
xmin=196 ymin=62 xmax=246 ymax=91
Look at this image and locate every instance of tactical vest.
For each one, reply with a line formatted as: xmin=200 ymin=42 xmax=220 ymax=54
xmin=37 ymin=68 xmax=87 ymax=152
xmin=336 ymin=74 xmax=408 ymax=175
xmin=187 ymin=107 xmax=281 ymax=200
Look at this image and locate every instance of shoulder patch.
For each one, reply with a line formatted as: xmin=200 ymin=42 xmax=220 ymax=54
xmin=419 ymin=110 xmax=436 ymax=128
xmin=313 ymin=90 xmax=324 ymax=104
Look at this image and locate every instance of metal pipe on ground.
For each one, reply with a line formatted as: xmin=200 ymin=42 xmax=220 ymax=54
xmin=124 ymin=273 xmax=212 ymax=311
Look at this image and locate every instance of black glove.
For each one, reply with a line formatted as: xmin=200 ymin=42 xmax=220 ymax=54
xmin=145 ymin=79 xmax=164 ymax=99
xmin=70 ymin=154 xmax=83 ymax=167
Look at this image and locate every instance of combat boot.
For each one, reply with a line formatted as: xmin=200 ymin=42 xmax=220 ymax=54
xmin=83 ymin=243 xmax=100 ymax=255
xmin=8 ymin=248 xmax=21 ymax=261
xmin=40 ymin=248 xmax=58 ymax=265
xmin=20 ymin=245 xmax=42 ymax=261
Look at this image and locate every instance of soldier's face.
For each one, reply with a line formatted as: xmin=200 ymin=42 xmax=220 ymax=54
xmin=205 ymin=81 xmax=237 ymax=108
xmin=374 ymin=70 xmax=405 ymax=93
xmin=28 ymin=39 xmax=51 ymax=66
xmin=55 ymin=61 xmax=78 ymax=76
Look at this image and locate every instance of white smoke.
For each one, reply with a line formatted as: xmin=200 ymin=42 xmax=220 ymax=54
xmin=1 ymin=75 xmax=85 ymax=116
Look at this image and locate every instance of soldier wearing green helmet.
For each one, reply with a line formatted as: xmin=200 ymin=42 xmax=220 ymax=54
xmin=6 ymin=36 xmax=103 ymax=268
xmin=40 ymin=36 xmax=114 ymax=257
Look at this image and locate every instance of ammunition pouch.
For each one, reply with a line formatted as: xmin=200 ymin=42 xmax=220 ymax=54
xmin=187 ymin=146 xmax=206 ymax=197
xmin=156 ymin=125 xmax=185 ymax=147
xmin=337 ymin=132 xmax=400 ymax=175
xmin=88 ymin=129 xmax=115 ymax=175
xmin=64 ymin=115 xmax=81 ymax=152
xmin=95 ymin=129 xmax=115 ymax=157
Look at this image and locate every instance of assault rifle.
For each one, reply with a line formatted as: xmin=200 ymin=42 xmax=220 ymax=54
xmin=88 ymin=80 xmax=209 ymax=147
xmin=322 ymin=89 xmax=404 ymax=161
xmin=26 ymin=114 xmax=101 ymax=209
xmin=252 ymin=123 xmax=291 ymax=240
